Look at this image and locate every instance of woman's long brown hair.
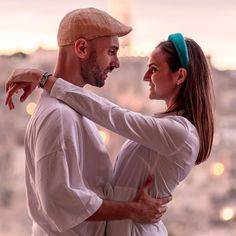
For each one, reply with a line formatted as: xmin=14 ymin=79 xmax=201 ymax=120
xmin=158 ymin=38 xmax=215 ymax=165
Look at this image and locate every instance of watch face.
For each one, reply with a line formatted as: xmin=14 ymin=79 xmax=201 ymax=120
xmin=38 ymin=72 xmax=52 ymax=88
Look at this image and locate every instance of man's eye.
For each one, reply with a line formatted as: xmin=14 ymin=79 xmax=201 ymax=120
xmin=150 ymin=67 xmax=158 ymax=73
xmin=109 ymin=49 xmax=116 ymax=55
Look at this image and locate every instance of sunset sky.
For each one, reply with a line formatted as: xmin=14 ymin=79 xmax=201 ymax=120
xmin=0 ymin=0 xmax=235 ymax=70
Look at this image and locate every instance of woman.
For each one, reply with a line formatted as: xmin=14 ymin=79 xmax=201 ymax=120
xmin=6 ymin=33 xmax=214 ymax=235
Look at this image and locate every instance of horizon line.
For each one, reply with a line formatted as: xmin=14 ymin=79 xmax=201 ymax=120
xmin=0 ymin=47 xmax=235 ymax=72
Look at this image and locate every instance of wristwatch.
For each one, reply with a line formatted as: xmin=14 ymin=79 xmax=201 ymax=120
xmin=38 ymin=72 xmax=52 ymax=88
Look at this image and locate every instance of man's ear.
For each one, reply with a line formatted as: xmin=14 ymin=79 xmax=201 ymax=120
xmin=176 ymin=68 xmax=187 ymax=85
xmin=74 ymin=38 xmax=89 ymax=59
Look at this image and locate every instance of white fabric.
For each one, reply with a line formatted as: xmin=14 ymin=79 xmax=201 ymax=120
xmin=25 ymin=91 xmax=113 ymax=236
xmin=51 ymin=78 xmax=200 ymax=236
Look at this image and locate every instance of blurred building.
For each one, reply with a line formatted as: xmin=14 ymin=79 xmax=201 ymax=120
xmin=0 ymin=49 xmax=236 ymax=235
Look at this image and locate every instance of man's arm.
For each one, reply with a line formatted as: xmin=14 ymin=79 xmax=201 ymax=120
xmin=5 ymin=69 xmax=172 ymax=224
xmin=88 ymin=176 xmax=171 ymax=223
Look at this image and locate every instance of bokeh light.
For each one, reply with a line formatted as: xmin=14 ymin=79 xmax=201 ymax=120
xmin=99 ymin=130 xmax=110 ymax=145
xmin=210 ymin=162 xmax=225 ymax=176
xmin=220 ymin=207 xmax=234 ymax=221
xmin=26 ymin=102 xmax=37 ymax=115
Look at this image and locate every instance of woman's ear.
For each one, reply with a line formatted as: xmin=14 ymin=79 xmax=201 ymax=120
xmin=176 ymin=68 xmax=187 ymax=85
xmin=74 ymin=38 xmax=89 ymax=59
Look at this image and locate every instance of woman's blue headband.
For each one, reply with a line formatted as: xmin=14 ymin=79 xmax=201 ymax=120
xmin=168 ymin=33 xmax=189 ymax=70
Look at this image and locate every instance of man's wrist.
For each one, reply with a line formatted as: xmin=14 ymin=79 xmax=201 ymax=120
xmin=36 ymin=71 xmax=57 ymax=94
xmin=87 ymin=199 xmax=136 ymax=221
xmin=127 ymin=201 xmax=141 ymax=221
xmin=38 ymin=72 xmax=52 ymax=88
xmin=44 ymin=75 xmax=57 ymax=94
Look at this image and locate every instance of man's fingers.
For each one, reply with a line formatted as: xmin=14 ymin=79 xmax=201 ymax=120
xmin=150 ymin=206 xmax=167 ymax=223
xmin=152 ymin=196 xmax=171 ymax=214
xmin=152 ymin=204 xmax=167 ymax=217
xmin=5 ymin=77 xmax=13 ymax=92
xmin=147 ymin=212 xmax=162 ymax=224
xmin=5 ymin=90 xmax=14 ymax=106
xmin=157 ymin=195 xmax=172 ymax=205
xmin=6 ymin=82 xmax=32 ymax=104
xmin=151 ymin=218 xmax=160 ymax=224
xmin=5 ymin=84 xmax=18 ymax=104
xmin=20 ymin=88 xmax=32 ymax=102
xmin=5 ymin=70 xmax=18 ymax=92
xmin=6 ymin=95 xmax=15 ymax=110
xmin=7 ymin=97 xmax=15 ymax=110
xmin=5 ymin=68 xmax=38 ymax=92
xmin=5 ymin=83 xmax=24 ymax=109
xmin=5 ymin=73 xmax=11 ymax=92
xmin=151 ymin=214 xmax=161 ymax=224
xmin=159 ymin=205 xmax=167 ymax=214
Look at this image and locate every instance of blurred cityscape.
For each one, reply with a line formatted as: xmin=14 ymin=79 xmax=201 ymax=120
xmin=0 ymin=48 xmax=236 ymax=236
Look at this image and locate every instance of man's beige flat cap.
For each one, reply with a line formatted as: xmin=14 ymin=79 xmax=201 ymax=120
xmin=57 ymin=7 xmax=132 ymax=46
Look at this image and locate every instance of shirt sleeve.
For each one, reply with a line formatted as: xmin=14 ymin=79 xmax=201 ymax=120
xmin=50 ymin=79 xmax=191 ymax=156
xmin=34 ymin=104 xmax=102 ymax=232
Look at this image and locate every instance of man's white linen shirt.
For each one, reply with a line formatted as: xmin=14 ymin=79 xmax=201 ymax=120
xmin=25 ymin=91 xmax=112 ymax=236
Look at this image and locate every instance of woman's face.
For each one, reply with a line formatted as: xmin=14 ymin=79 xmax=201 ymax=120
xmin=143 ymin=47 xmax=180 ymax=107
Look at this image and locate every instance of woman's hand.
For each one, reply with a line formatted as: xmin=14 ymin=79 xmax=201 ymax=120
xmin=5 ymin=68 xmax=43 ymax=110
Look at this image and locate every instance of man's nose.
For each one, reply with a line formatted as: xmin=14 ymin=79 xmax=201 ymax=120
xmin=111 ymin=56 xmax=120 ymax=68
xmin=143 ymin=70 xmax=151 ymax=81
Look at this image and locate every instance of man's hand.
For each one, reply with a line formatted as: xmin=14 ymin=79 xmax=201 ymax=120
xmin=131 ymin=176 xmax=172 ymax=224
xmin=5 ymin=68 xmax=43 ymax=110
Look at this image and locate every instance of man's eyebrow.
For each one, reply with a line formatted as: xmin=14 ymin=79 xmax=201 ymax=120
xmin=148 ymin=63 xmax=157 ymax=67
xmin=110 ymin=46 xmax=119 ymax=50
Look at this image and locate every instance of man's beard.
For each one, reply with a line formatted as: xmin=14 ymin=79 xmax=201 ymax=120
xmin=81 ymin=50 xmax=105 ymax=88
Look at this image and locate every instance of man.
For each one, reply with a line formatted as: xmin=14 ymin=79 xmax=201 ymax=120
xmin=6 ymin=8 xmax=171 ymax=236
